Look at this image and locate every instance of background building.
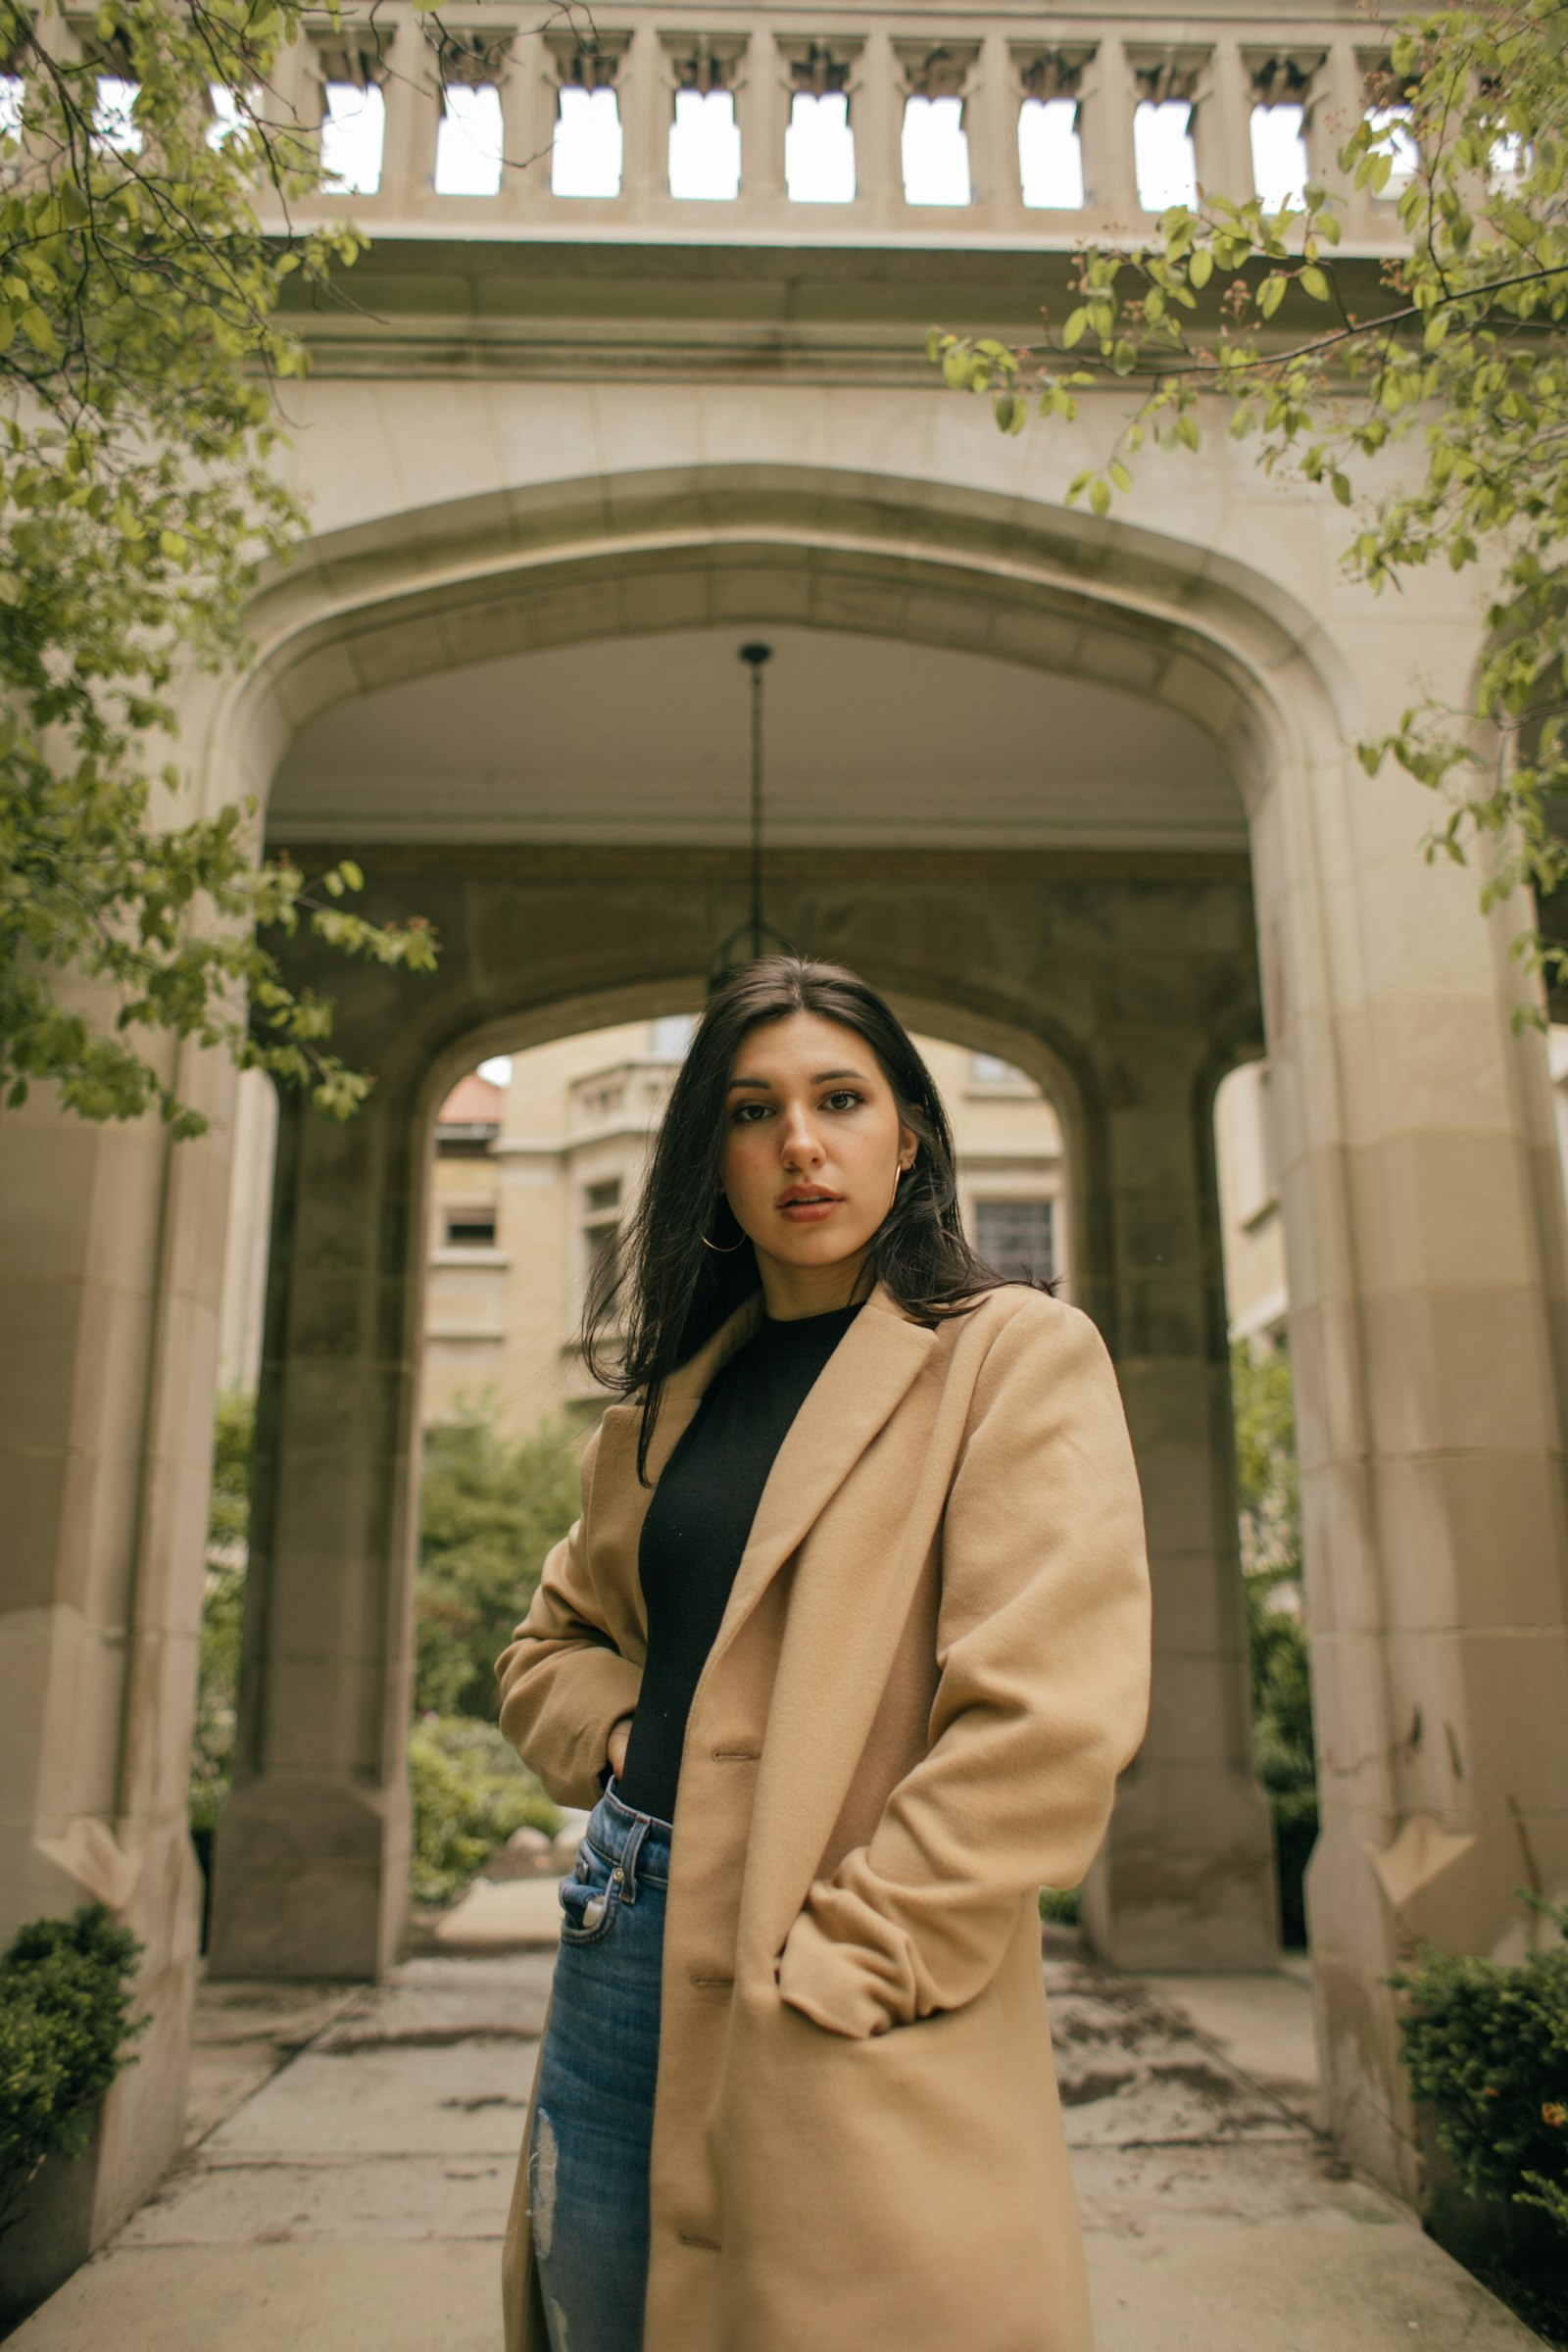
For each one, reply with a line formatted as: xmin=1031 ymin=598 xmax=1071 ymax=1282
xmin=410 ymin=1019 xmax=1060 ymax=1429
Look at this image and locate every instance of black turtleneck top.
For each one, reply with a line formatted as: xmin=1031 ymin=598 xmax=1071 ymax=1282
xmin=614 ymin=1300 xmax=862 ymax=1824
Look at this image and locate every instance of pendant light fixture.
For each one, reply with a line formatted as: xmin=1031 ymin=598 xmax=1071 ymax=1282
xmin=707 ymin=641 xmax=798 ymax=991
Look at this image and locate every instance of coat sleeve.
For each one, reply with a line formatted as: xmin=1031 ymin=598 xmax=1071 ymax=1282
xmin=494 ymin=1419 xmax=644 ymax=1811
xmin=776 ymin=1297 xmax=1152 ymax=2039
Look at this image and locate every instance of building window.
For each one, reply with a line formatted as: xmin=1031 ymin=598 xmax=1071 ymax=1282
xmin=583 ymin=1176 xmax=621 ymax=1292
xmin=445 ymin=1208 xmax=497 ymax=1248
xmin=973 ymin=1197 xmax=1055 ymax=1283
xmin=971 ymin=1051 xmax=1029 ymax=1086
xmin=651 ymin=1013 xmax=698 ymax=1059
xmin=436 ymin=1122 xmax=498 ymax=1158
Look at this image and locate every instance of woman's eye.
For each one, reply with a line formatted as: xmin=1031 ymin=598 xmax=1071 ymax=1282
xmin=731 ymin=1102 xmax=771 ymax=1123
xmin=823 ymin=1090 xmax=863 ymax=1112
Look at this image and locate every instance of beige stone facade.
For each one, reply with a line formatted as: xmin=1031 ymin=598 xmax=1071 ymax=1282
xmin=3 ymin=0 xmax=1567 ymax=2309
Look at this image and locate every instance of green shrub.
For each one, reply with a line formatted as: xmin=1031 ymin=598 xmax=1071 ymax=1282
xmin=415 ymin=1411 xmax=584 ymax=1720
xmin=1038 ymin=1888 xmax=1081 ymax=1927
xmin=0 ymin=1905 xmax=147 ymax=2236
xmin=409 ymin=1715 xmax=562 ymax=1907
xmin=1391 ymin=1896 xmax=1568 ymax=2240
xmin=1232 ymin=1339 xmax=1319 ymax=1946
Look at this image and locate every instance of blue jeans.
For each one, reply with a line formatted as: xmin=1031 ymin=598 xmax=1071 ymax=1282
xmin=529 ymin=1781 xmax=672 ymax=2352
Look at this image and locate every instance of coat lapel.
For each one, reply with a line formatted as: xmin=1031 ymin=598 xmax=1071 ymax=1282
xmin=709 ymin=1285 xmax=938 ymax=1669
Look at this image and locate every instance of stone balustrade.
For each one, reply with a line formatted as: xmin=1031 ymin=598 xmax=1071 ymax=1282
xmin=243 ymin=1 xmax=1413 ymax=252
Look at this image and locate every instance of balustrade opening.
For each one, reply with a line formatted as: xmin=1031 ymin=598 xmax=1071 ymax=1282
xmin=1365 ymin=102 xmax=1417 ymax=197
xmin=668 ymin=86 xmax=741 ymax=200
xmin=1133 ymin=97 xmax=1197 ymax=210
xmin=786 ymin=89 xmax=856 ymax=204
xmin=435 ymin=80 xmax=504 ymax=196
xmin=319 ymin=77 xmax=385 ymax=194
xmin=92 ymin=74 xmax=140 ymax=154
xmin=1250 ymin=102 xmax=1309 ymax=212
xmin=206 ymin=82 xmax=263 ymax=151
xmin=553 ymin=83 xmax=624 ymax=198
xmin=1018 ymin=96 xmax=1084 ymax=210
xmin=902 ymin=92 xmax=970 ymax=207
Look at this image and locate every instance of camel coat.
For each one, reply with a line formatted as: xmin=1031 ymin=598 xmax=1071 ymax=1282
xmin=495 ymin=1279 xmax=1152 ymax=2352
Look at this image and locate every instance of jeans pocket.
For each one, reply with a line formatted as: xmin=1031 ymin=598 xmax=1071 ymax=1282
xmin=558 ymin=1836 xmax=618 ymax=1945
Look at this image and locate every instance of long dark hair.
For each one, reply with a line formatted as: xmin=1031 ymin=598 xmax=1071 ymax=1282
xmin=584 ymin=956 xmax=1038 ymax=1480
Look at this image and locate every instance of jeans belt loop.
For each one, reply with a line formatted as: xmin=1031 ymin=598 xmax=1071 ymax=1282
xmin=618 ymin=1811 xmax=651 ymax=1905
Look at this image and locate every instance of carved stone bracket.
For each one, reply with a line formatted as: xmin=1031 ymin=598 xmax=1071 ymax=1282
xmin=1242 ymin=48 xmax=1328 ymax=109
xmin=892 ymin=38 xmax=981 ymax=103
xmin=307 ymin=23 xmax=393 ymax=93
xmin=1009 ymin=43 xmax=1097 ymax=105
xmin=1124 ymin=44 xmax=1212 ymax=110
xmin=774 ymin=35 xmax=863 ymax=100
xmin=659 ymin=30 xmax=749 ymax=96
xmin=428 ymin=24 xmax=518 ymax=90
xmin=543 ymin=24 xmax=633 ymax=93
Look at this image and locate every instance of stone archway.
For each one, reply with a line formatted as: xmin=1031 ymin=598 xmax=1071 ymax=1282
xmin=7 ymin=451 xmax=1562 ymax=2268
xmin=201 ymin=463 xmax=1568 ymax=2212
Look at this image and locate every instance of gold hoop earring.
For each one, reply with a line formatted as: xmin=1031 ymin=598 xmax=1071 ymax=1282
xmin=887 ymin=1159 xmax=910 ymax=1215
xmin=702 ymin=1198 xmax=749 ymax=1253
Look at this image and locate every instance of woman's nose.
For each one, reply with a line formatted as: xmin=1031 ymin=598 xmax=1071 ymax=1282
xmin=779 ymin=1109 xmax=824 ymax=1166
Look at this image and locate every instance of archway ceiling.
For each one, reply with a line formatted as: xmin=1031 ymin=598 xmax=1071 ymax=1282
xmin=270 ymin=621 xmax=1245 ymax=854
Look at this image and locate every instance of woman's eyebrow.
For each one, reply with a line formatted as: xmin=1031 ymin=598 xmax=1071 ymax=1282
xmin=725 ymin=1067 xmax=867 ymax=1091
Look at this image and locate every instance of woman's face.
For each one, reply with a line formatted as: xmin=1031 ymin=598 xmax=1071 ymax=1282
xmin=718 ymin=1011 xmax=917 ymax=1314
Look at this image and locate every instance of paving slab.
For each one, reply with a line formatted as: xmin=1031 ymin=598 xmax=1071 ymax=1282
xmin=121 ymin=2153 xmax=516 ymax=2246
xmin=7 ymin=2243 xmax=500 ymax=2352
xmin=1136 ymin=1968 xmax=1322 ymax=2129
xmin=1087 ymin=2221 xmax=1544 ymax=2351
xmin=433 ymin=1877 xmax=565 ymax=1951
xmin=200 ymin=2037 xmax=538 ymax=2160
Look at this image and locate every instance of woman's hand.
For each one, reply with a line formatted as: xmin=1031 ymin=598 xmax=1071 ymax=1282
xmin=606 ymin=1713 xmax=634 ymax=1780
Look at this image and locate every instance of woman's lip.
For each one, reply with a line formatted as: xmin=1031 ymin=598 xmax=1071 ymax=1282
xmin=778 ymin=1196 xmax=842 ymax=1221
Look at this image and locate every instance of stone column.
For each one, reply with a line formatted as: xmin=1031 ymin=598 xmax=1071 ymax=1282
xmin=207 ymin=1074 xmax=421 ymax=1980
xmin=1251 ymin=738 xmax=1568 ymax=2200
xmin=0 ymin=1028 xmax=232 ymax=2314
xmin=1076 ymin=1013 xmax=1282 ymax=1969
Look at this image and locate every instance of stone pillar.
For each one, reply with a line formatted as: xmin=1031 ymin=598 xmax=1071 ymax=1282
xmin=1251 ymin=743 xmax=1568 ymax=2200
xmin=1077 ymin=1016 xmax=1281 ymax=1969
xmin=1078 ymin=35 xmax=1137 ymax=220
xmin=0 ymin=1029 xmax=232 ymax=2315
xmin=207 ymin=1077 xmax=421 ymax=1980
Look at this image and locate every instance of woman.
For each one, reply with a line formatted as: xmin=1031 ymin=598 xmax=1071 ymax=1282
xmin=496 ymin=956 xmax=1151 ymax=2352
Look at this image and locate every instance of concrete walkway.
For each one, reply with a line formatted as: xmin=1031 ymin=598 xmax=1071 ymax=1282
xmin=9 ymin=1908 xmax=1545 ymax=2352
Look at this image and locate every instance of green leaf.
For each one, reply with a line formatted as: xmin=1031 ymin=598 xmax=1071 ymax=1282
xmin=1299 ymin=265 xmax=1332 ymax=302
xmin=1089 ymin=476 xmax=1111 ymax=517
xmin=1189 ymin=248 xmax=1213 ymax=290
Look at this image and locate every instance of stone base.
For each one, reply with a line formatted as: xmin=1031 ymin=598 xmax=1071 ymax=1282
xmin=1083 ymin=1762 xmax=1280 ymax=1970
xmin=0 ymin=1832 xmax=201 ymax=2329
xmin=207 ymin=1773 xmax=411 ymax=1981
